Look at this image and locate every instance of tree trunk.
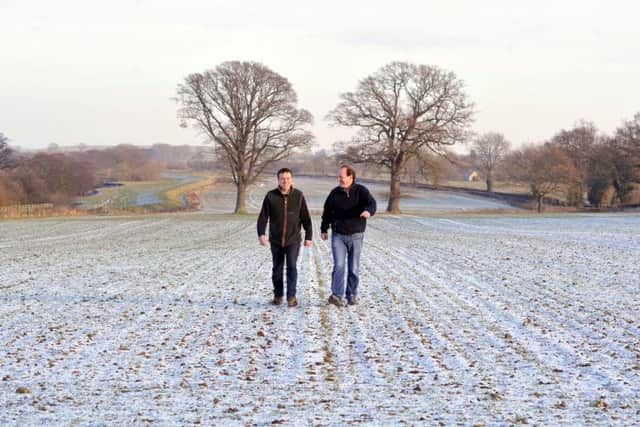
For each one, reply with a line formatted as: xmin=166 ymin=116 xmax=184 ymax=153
xmin=536 ymin=194 xmax=544 ymax=213
xmin=486 ymin=173 xmax=494 ymax=193
xmin=386 ymin=168 xmax=402 ymax=213
xmin=235 ymin=182 xmax=247 ymax=214
xmin=487 ymin=178 xmax=493 ymax=193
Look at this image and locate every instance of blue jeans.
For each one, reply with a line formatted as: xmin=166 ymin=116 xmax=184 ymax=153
xmin=270 ymin=242 xmax=300 ymax=299
xmin=331 ymin=232 xmax=364 ymax=302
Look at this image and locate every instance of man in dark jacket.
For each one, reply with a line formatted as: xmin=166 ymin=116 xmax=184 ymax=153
xmin=321 ymin=164 xmax=376 ymax=307
xmin=257 ymin=168 xmax=312 ymax=307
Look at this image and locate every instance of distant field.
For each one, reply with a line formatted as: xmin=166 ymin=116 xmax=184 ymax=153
xmin=79 ymin=180 xmax=176 ymax=208
xmin=76 ymin=173 xmax=639 ymax=214
xmin=200 ymin=176 xmax=517 ymax=214
xmin=77 ymin=172 xmax=212 ymax=211
xmin=441 ymin=180 xmax=531 ymax=194
xmin=1 ymin=213 xmax=638 ymax=424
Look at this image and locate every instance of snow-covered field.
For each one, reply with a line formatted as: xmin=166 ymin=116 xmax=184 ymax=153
xmin=1 ymin=213 xmax=639 ymax=425
xmin=200 ymin=176 xmax=515 ymax=214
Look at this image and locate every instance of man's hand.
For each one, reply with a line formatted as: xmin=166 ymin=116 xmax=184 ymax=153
xmin=360 ymin=210 xmax=371 ymax=219
xmin=304 ymin=240 xmax=312 ymax=247
xmin=321 ymin=233 xmax=328 ymax=241
xmin=259 ymin=235 xmax=268 ymax=246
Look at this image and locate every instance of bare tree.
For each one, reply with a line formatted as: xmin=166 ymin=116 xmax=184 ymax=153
xmin=0 ymin=132 xmax=14 ymax=169
xmin=403 ymin=154 xmax=422 ymax=185
xmin=508 ymin=144 xmax=576 ymax=212
xmin=614 ymin=112 xmax=640 ymax=185
xmin=550 ymin=120 xmax=599 ymax=206
xmin=327 ymin=61 xmax=474 ymax=213
xmin=586 ymin=140 xmax=618 ymax=206
xmin=585 ymin=114 xmax=640 ymax=206
xmin=403 ymin=147 xmax=448 ymax=185
xmin=176 ymin=61 xmax=314 ymax=213
xmin=471 ymin=132 xmax=511 ymax=192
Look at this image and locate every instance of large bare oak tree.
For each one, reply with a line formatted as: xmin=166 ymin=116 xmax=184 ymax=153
xmin=327 ymin=61 xmax=474 ymax=213
xmin=176 ymin=61 xmax=314 ymax=213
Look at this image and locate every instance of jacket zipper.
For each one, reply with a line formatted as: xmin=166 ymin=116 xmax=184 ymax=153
xmin=282 ymin=195 xmax=288 ymax=246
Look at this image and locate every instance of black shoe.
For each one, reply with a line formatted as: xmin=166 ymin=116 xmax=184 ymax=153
xmin=327 ymin=294 xmax=343 ymax=307
xmin=287 ymin=297 xmax=298 ymax=307
xmin=272 ymin=296 xmax=283 ymax=305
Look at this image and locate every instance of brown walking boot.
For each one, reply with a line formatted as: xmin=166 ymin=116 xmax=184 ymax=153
xmin=272 ymin=296 xmax=283 ymax=306
xmin=327 ymin=294 xmax=343 ymax=307
xmin=287 ymin=297 xmax=298 ymax=307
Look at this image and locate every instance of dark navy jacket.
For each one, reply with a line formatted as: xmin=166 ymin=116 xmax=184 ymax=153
xmin=320 ymin=182 xmax=377 ymax=235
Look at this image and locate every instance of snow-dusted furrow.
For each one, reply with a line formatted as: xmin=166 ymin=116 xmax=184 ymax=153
xmin=311 ymin=241 xmax=343 ymax=388
xmin=0 ymin=218 xmax=169 ymax=250
xmin=364 ymin=244 xmax=513 ymax=372
xmin=374 ymin=214 xmax=639 ymax=350
xmin=405 ymin=223 xmax=640 ymax=365
xmin=390 ymin=240 xmax=627 ymax=367
xmin=363 ymin=242 xmax=558 ymax=422
xmin=439 ymin=247 xmax=640 ymax=365
xmin=385 ymin=243 xmax=626 ymax=413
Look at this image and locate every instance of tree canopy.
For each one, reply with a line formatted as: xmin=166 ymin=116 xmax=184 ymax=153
xmin=327 ymin=61 xmax=473 ymax=212
xmin=176 ymin=61 xmax=314 ymax=213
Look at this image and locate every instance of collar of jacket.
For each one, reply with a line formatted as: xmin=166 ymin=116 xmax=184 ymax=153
xmin=340 ymin=184 xmax=354 ymax=195
xmin=278 ymin=186 xmax=294 ymax=195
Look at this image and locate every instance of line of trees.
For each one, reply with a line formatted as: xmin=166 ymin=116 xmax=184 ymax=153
xmin=469 ymin=116 xmax=640 ymax=211
xmin=3 ymin=61 xmax=638 ymax=213
xmin=72 ymin=145 xmax=163 ymax=182
xmin=175 ymin=60 xmax=640 ymax=213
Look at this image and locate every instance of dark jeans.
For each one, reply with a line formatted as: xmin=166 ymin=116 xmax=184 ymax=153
xmin=270 ymin=242 xmax=300 ymax=299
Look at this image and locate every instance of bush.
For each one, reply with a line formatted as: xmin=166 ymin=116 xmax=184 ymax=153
xmin=0 ymin=170 xmax=25 ymax=206
xmin=6 ymin=153 xmax=95 ymax=206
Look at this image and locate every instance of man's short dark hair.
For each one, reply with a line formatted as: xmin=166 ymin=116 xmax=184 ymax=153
xmin=277 ymin=167 xmax=293 ymax=178
xmin=340 ymin=164 xmax=356 ymax=180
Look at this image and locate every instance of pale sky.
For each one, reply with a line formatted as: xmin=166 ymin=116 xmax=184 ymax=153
xmin=1 ymin=0 xmax=639 ymax=151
